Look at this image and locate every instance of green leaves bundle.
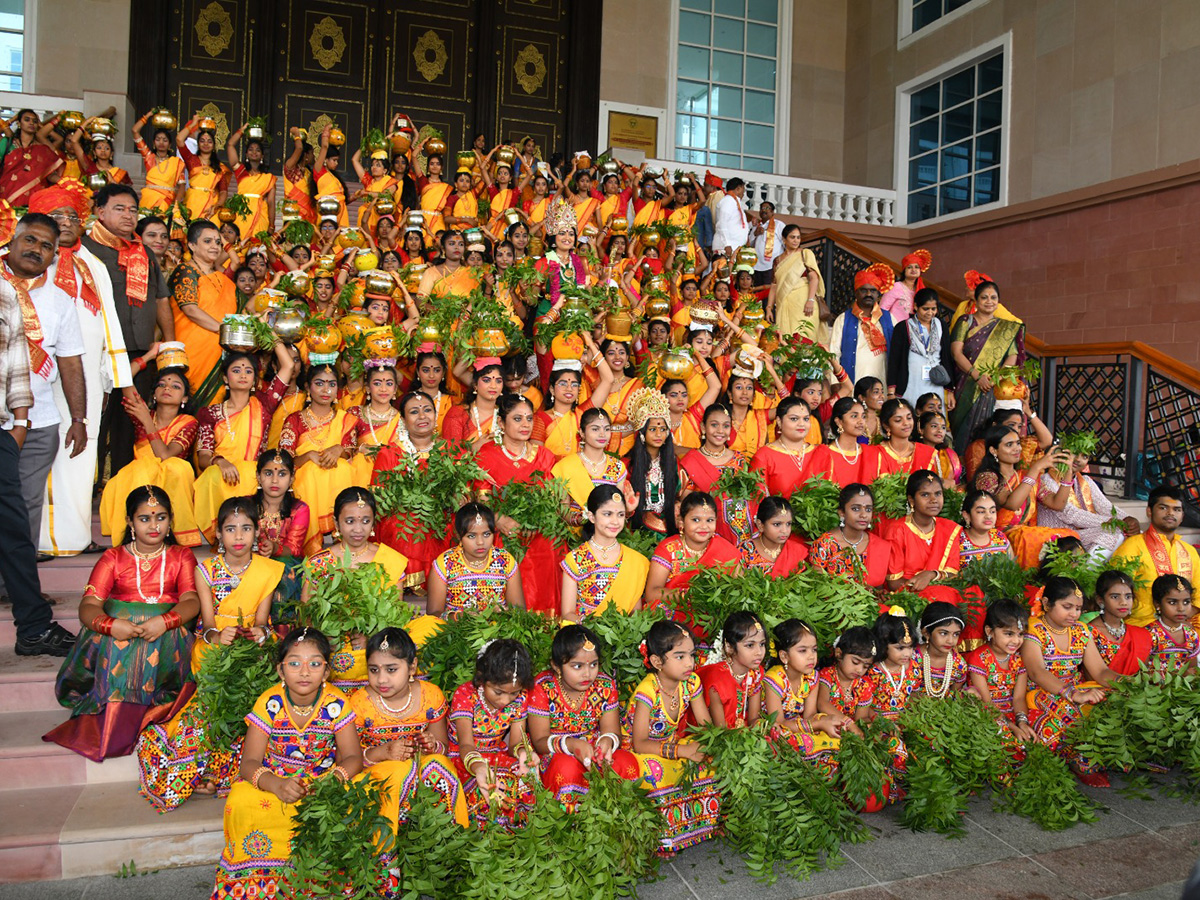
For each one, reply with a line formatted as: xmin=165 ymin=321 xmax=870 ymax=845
xmin=691 ymin=720 xmax=861 ymax=883
xmin=222 ymin=192 xmax=251 ymax=218
xmin=888 ymin=590 xmax=930 ymax=622
xmin=619 ymin=527 xmax=663 ymax=560
xmin=446 ymin=289 xmax=530 ymax=364
xmin=534 ymin=302 xmax=598 ymax=347
xmin=896 ymin=753 xmax=968 ymax=837
xmin=790 ymin=476 xmax=841 ymax=542
xmin=360 ymin=126 xmax=387 ymax=155
xmin=489 ymin=476 xmax=574 ymax=561
xmin=192 ymin=635 xmax=278 ymax=753
xmin=371 ymin=440 xmax=483 ymax=536
xmin=498 ymin=255 xmax=545 ymax=294
xmin=836 ymin=719 xmax=893 ymax=809
xmin=869 ymin=472 xmax=909 ymax=520
xmin=286 ymin=774 xmax=396 ymax=900
xmin=282 ymin=218 xmax=316 ymax=247
xmin=586 ymin=603 xmax=667 ymax=703
xmin=771 ymin=331 xmax=837 ymax=379
xmin=1043 ymin=543 xmax=1146 ymax=596
xmin=419 ymin=607 xmax=558 ymax=696
xmin=713 ymin=464 xmax=767 ymax=502
xmin=898 ymin=694 xmax=1014 ymax=796
xmin=389 ymin=782 xmax=473 ymax=899
xmin=1002 ymin=743 xmax=1096 ymax=831
xmin=298 ymin=555 xmax=413 ymax=644
xmin=942 ymin=552 xmax=1033 ymax=606
xmin=940 ymin=486 xmax=965 ymax=524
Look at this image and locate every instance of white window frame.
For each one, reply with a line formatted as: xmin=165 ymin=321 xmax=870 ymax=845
xmin=898 ymin=0 xmax=992 ymax=48
xmin=665 ymin=0 xmax=792 ymax=174
xmin=893 ymin=31 xmax=1011 ymax=226
xmin=0 ymin=0 xmax=28 ymax=93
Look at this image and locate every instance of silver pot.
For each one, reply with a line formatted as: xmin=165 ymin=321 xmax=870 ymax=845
xmin=270 ymin=306 xmax=307 ymax=344
xmin=219 ymin=316 xmax=258 ymax=351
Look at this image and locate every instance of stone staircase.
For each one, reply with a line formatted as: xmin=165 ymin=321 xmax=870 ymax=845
xmin=0 ymin=530 xmax=225 ymax=886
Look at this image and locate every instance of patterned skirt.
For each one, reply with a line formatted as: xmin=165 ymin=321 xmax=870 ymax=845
xmin=1026 ymin=680 xmax=1102 ymax=774
xmin=368 ymin=754 xmax=469 ymax=829
xmin=627 ymin=747 xmax=721 ymax=855
xmin=135 ymin=697 xmax=239 ymax=812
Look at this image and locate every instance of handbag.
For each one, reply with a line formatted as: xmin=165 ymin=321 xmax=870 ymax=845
xmin=928 ymin=364 xmax=952 ymax=386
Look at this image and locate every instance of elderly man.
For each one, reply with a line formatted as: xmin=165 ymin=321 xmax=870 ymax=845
xmin=1 ymin=213 xmax=83 ymax=655
xmin=712 ymin=176 xmax=750 ymax=262
xmin=827 ymin=263 xmax=896 ymax=385
xmin=28 ymin=184 xmax=132 ymax=555
xmin=84 ymin=183 xmax=172 ymax=475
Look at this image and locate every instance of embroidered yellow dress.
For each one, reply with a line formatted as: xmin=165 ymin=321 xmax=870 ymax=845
xmin=560 ymin=543 xmax=650 ymax=618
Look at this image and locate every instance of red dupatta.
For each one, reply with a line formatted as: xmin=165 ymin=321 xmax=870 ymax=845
xmin=1107 ymin=625 xmax=1154 ymax=676
xmin=678 ymin=450 xmax=758 ymax=544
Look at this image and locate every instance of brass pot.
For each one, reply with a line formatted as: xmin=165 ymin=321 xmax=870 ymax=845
xmin=609 ymin=215 xmax=629 ymax=234
xmin=375 ymin=196 xmax=395 ymax=216
xmin=741 ymin=302 xmax=766 ymax=329
xmin=60 ymin=111 xmax=85 ymax=132
xmin=644 ymin=294 xmax=671 ymax=320
xmin=328 ymin=126 xmax=346 ymax=147
xmin=85 ymin=172 xmax=108 ymax=192
xmin=337 ymin=228 xmax=368 ymax=250
xmin=735 ymin=246 xmax=758 ymax=268
xmin=425 ymin=137 xmax=447 ymax=157
xmin=246 ymin=123 xmax=266 ymax=141
xmin=283 ymin=271 xmax=312 ymax=297
xmin=280 ymin=199 xmax=301 ymax=220
xmin=598 ymin=159 xmax=620 ymax=177
xmin=389 ymin=130 xmax=412 ymax=154
xmin=196 ymin=117 xmax=218 ymax=133
xmin=560 ymin=296 xmax=587 ymax=314
xmin=217 ymin=207 xmax=236 ymax=224
xmin=605 ymin=307 xmax=633 ymax=339
xmin=645 ymin=273 xmax=668 ymax=293
xmin=314 ymin=253 xmax=336 ymax=272
xmin=316 ymin=195 xmax=342 ymax=217
xmin=640 ymin=231 xmax=661 ymax=249
xmin=363 ymin=270 xmax=394 ymax=297
xmin=495 ymin=146 xmax=516 ymax=167
xmin=337 ymin=311 xmax=374 ymax=340
xmin=660 ymin=348 xmax=694 ymax=380
xmin=270 ymin=306 xmax=307 ymax=344
xmin=219 ymin=316 xmax=258 ymax=351
xmin=150 ymin=109 xmax=178 ymax=131
xmin=252 ymin=287 xmax=287 ymax=314
xmin=472 ymin=328 xmax=510 ymax=356
xmin=404 ymin=263 xmax=428 ymax=293
xmin=416 ymin=319 xmax=442 ymax=345
xmin=456 ymin=150 xmax=475 ymax=170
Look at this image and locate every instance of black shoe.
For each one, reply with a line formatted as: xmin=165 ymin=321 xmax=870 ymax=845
xmin=15 ymin=622 xmax=77 ymax=657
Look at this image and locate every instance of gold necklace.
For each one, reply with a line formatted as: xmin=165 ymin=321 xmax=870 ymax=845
xmin=501 ymin=441 xmax=529 ymax=462
xmin=376 ymin=684 xmax=418 ymax=717
xmin=699 ymin=445 xmax=728 ymax=460
xmin=1042 ymin=620 xmax=1068 ymax=636
xmin=653 ymin=674 xmax=684 ymax=723
xmin=579 ymin=451 xmax=606 ymax=476
xmin=756 ymin=538 xmax=781 ymax=561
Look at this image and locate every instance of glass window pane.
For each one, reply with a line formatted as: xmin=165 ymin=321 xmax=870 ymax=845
xmin=743 ymin=156 xmax=774 ymax=173
xmin=909 ymin=189 xmax=938 ymax=223
xmin=0 ymin=30 xmax=21 ymax=74
xmin=975 ymin=131 xmax=1000 ymax=167
xmin=977 ymin=91 xmax=1002 ymax=130
xmin=948 ymin=0 xmax=973 ymax=11
xmin=909 ymin=117 xmax=939 ymax=155
xmin=913 ymin=0 xmax=940 ymax=31
xmin=943 ymin=69 xmax=974 ymax=108
xmin=711 ymin=119 xmax=741 ymax=152
xmin=714 ymin=0 xmax=745 ymax=15
xmin=675 ymin=148 xmax=708 ymax=165
xmin=910 ymin=84 xmax=940 ymax=121
xmin=711 ymin=152 xmax=742 ymax=167
xmin=677 ymin=115 xmax=708 ymax=150
xmin=713 ymin=16 xmax=744 ymax=51
xmin=747 ymin=0 xmax=778 ymax=22
xmin=979 ymin=54 xmax=1003 ymax=93
xmin=681 ymin=0 xmax=711 ymax=10
xmin=940 ymin=140 xmax=972 ymax=181
xmin=745 ymin=56 xmax=775 ymax=89
xmin=677 ymin=80 xmax=709 ymax=115
xmin=679 ymin=46 xmax=710 ymax=80
xmin=974 ymin=167 xmax=999 ymax=205
xmin=679 ymin=11 xmax=710 ymax=46
xmin=940 ymin=178 xmax=971 ymax=216
xmin=942 ymin=102 xmax=973 ymax=144
xmin=744 ymin=89 xmax=774 ymax=123
xmin=909 ymin=151 xmax=938 ymax=189
xmin=746 ymin=23 xmax=776 ymax=57
xmin=712 ymin=50 xmax=743 ymax=84
xmin=744 ymin=123 xmax=774 ymax=153
xmin=710 ymin=85 xmax=742 ymax=118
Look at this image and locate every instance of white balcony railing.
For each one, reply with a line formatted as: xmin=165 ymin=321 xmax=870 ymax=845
xmin=643 ymin=159 xmax=897 ymax=227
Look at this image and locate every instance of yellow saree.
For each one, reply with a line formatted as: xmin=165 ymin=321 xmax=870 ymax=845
xmin=194 ymin=401 xmax=267 ymax=543
xmin=774 ymin=248 xmax=826 ymax=341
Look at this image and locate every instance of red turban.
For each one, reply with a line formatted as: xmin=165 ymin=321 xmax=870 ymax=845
xmin=853 ymin=262 xmax=895 ymax=293
xmin=29 ymin=184 xmax=88 ymax=219
xmin=900 ymin=249 xmax=932 ymax=272
xmin=964 ymin=269 xmax=994 ymax=295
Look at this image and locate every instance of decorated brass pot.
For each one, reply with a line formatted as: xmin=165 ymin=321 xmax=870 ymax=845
xmin=741 ymin=302 xmax=766 ymax=329
xmin=495 ymin=146 xmax=516 ymax=167
xmin=251 ymin=287 xmax=287 ymax=314
xmin=337 ymin=228 xmax=368 ymax=250
xmin=280 ymin=199 xmax=301 ymax=221
xmin=304 ymin=321 xmax=343 ymax=355
xmin=660 ymin=348 xmax=694 ymax=380
xmin=404 ymin=263 xmax=428 ymax=293
xmin=472 ymin=328 xmax=510 ymax=356
xmin=151 ymin=109 xmax=178 ymax=131
xmin=196 ymin=117 xmax=218 ymax=133
xmin=246 ymin=123 xmax=266 ymax=142
xmin=735 ymin=246 xmax=758 ymax=269
xmin=270 ymin=305 xmax=307 ymax=344
xmin=363 ymin=270 xmax=395 ymax=297
xmin=283 ymin=271 xmax=312 ymax=297
xmin=644 ymin=294 xmax=671 ymax=320
xmin=314 ymin=253 xmax=336 ymax=272
xmin=374 ymin=196 xmax=395 ymax=216
xmin=60 ymin=111 xmax=85 ymax=132
xmin=337 ymin=311 xmax=374 ymax=340
xmin=416 ymin=319 xmax=442 ymax=345
xmin=455 ymin=150 xmax=476 ymax=170
xmin=425 ymin=137 xmax=447 ymax=157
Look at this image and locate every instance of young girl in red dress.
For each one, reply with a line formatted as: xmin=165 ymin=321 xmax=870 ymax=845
xmin=914 ymin=601 xmax=969 ymax=697
xmin=738 ymin=496 xmax=809 ymax=577
xmin=966 ymin=599 xmax=1035 ymax=743
xmin=527 ymin=624 xmax=640 ymax=809
xmin=695 ymin=612 xmax=767 ymax=728
xmin=1087 ymin=571 xmax=1151 ymax=675
xmin=1146 ymin=575 xmax=1199 ymax=675
xmin=448 ymin=638 xmax=538 ymax=828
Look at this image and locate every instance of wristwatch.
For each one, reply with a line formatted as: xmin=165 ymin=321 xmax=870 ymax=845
xmin=10 ymin=418 xmax=29 ymax=429
xmin=71 ymin=417 xmax=88 ymax=425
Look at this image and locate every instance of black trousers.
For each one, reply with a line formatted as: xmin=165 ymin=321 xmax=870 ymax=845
xmin=100 ymin=354 xmax=153 ymax=476
xmin=0 ymin=428 xmax=49 ymax=640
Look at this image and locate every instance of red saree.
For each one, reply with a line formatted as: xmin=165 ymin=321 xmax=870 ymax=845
xmin=1089 ymin=620 xmax=1153 ymax=676
xmin=370 ymin=446 xmax=453 ymax=587
xmin=864 ymin=442 xmax=936 ymax=481
xmin=678 ymin=450 xmax=757 ymax=544
xmin=810 ymin=443 xmax=866 ymax=488
xmin=473 ymin=442 xmax=566 ymax=616
xmin=649 ymin=534 xmax=739 ymax=631
xmin=807 ymin=532 xmax=891 ymax=589
xmin=738 ymin=535 xmax=808 ymax=577
xmin=748 ymin=444 xmax=819 ymax=497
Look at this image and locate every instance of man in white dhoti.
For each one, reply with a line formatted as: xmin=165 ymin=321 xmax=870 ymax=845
xmin=28 ymin=184 xmax=132 ymax=556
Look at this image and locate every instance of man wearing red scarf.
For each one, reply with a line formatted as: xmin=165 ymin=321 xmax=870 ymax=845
xmin=28 ymin=184 xmax=133 ymax=556
xmin=82 ymin=183 xmax=172 ymax=474
xmin=826 ymin=262 xmax=896 ymax=385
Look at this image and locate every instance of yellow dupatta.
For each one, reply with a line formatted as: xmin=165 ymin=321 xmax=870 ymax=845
xmin=420 ymin=181 xmax=453 ymax=240
xmin=192 ymin=554 xmax=285 ymax=670
xmin=233 ymin=171 xmax=276 ymax=238
xmin=268 ymin=391 xmax=305 ymax=448
xmin=543 ymin=410 xmax=581 ymax=458
xmin=141 ymin=155 xmax=185 ymax=213
xmin=216 ymin=399 xmax=265 ymax=462
xmin=602 ymin=549 xmax=649 ymax=613
xmin=183 ymin=164 xmax=223 ymax=220
xmin=352 ymin=412 xmax=402 ymax=487
xmin=316 ymin=169 xmax=348 ymax=226
xmin=551 ymin=452 xmax=603 ymax=512
xmin=598 ymin=193 xmax=623 ymax=226
xmin=602 ymin=378 xmax=643 ymax=456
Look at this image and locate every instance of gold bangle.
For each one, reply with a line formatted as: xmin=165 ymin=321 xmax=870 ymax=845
xmin=250 ymin=765 xmax=269 ymax=790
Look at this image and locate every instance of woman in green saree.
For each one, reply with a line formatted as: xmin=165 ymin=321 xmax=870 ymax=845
xmin=949 ymin=272 xmax=1025 ymax=454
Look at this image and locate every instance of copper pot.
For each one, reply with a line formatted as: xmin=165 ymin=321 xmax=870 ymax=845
xmin=425 ymin=137 xmax=447 ymax=157
xmin=151 ymin=109 xmax=178 ymax=131
xmin=196 ymin=117 xmax=218 ymax=133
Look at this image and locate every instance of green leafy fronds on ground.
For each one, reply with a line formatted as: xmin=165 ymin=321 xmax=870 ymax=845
xmin=1001 ymin=743 xmax=1097 ymax=831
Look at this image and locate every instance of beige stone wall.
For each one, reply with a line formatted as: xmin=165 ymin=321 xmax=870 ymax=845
xmin=31 ymin=0 xmax=130 ymax=97
xmin=788 ymin=0 xmax=847 ymax=181
xmin=598 ymin=0 xmax=673 ymax=111
xmin=843 ymin=0 xmax=1200 ymax=202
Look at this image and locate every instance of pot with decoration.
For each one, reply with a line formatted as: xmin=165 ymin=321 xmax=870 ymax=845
xmin=575 ymin=152 xmax=592 ymax=170
xmin=85 ymin=172 xmax=108 ymax=192
xmin=304 ymin=321 xmax=343 ymax=355
xmin=472 ymin=328 xmax=510 ymax=356
xmin=415 ymin=319 xmax=442 ymax=345
xmin=364 ymin=327 xmax=398 ymax=359
xmin=337 ymin=311 xmax=374 ymax=341
xmin=246 ymin=122 xmax=267 ymax=142
xmin=425 ymin=136 xmax=447 ymax=157
xmin=455 ymin=150 xmax=475 ymax=170
xmin=735 ymin=247 xmax=758 ymax=269
xmin=219 ymin=315 xmax=258 ymax=352
xmin=363 ymin=270 xmax=395 ymax=298
xmin=282 ymin=271 xmax=312 ymax=297
xmin=741 ymin=301 xmax=766 ymax=330
xmin=316 ymin=195 xmax=341 ymax=218
xmin=156 ymin=341 xmax=189 ymax=371
xmin=251 ymin=287 xmax=287 ymax=314
xmin=374 ymin=196 xmax=395 ymax=217
xmin=644 ymin=294 xmax=671 ymax=320
xmin=280 ymin=199 xmax=301 ymax=221
xmin=59 ymin=111 xmax=85 ymax=132
xmin=495 ymin=146 xmax=517 ymax=168
xmin=328 ymin=126 xmax=346 ymax=147
xmin=660 ymin=348 xmax=694 ymax=380
xmin=337 ymin=228 xmax=368 ymax=250
xmin=150 ymin=109 xmax=178 ymax=131
xmin=403 ymin=263 xmax=428 ymax=293
xmin=196 ymin=117 xmax=218 ymax=134
xmin=550 ymin=333 xmax=586 ymax=361
xmin=314 ymin=253 xmax=336 ymax=272
xmin=217 ymin=207 xmax=236 ymax=224
xmin=354 ymin=250 xmax=379 ymax=272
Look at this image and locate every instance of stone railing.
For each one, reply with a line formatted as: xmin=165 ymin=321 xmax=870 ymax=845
xmin=642 ymin=159 xmax=897 ymax=226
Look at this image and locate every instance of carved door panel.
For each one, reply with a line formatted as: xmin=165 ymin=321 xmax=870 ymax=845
xmin=379 ymin=1 xmax=479 ymax=157
xmin=271 ymin=0 xmax=377 ymax=166
xmin=166 ymin=0 xmax=264 ymax=149
xmin=484 ymin=0 xmax=568 ymax=158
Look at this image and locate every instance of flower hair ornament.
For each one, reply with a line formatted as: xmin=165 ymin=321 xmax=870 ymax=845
xmin=887 ymin=605 xmax=913 ymax=642
xmin=477 ymin=638 xmax=496 ymax=659
xmin=638 ymin=639 xmax=650 ymax=668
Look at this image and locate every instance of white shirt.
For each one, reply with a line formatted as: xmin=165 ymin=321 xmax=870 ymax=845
xmin=752 ymin=218 xmax=786 ymax=271
xmin=712 ymin=192 xmax=749 ymax=256
xmin=22 ymin=274 xmax=87 ymax=429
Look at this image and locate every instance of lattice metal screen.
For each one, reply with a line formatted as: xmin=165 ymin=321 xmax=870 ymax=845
xmin=1144 ymin=370 xmax=1200 ymax=504
xmin=1051 ymin=362 xmax=1127 ymax=486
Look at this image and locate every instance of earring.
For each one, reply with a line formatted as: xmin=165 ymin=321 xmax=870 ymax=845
xmin=332 ymin=529 xmax=341 ymax=542
xmin=217 ymin=539 xmax=225 ymax=554
xmin=369 ymin=528 xmax=376 ymax=540
xmin=906 ymin=501 xmax=913 ymax=514
xmin=839 ymin=516 xmax=845 ymax=527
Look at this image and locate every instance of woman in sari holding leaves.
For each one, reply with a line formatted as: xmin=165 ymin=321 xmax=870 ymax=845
xmin=949 ymin=271 xmax=1025 ymax=453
